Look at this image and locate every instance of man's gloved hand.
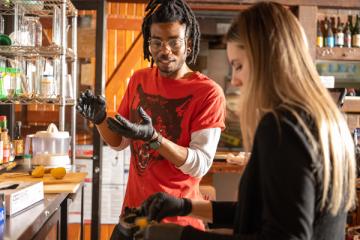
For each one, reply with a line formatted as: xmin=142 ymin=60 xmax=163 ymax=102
xmin=141 ymin=192 xmax=192 ymax=222
xmin=107 ymin=106 xmax=155 ymax=141
xmin=76 ymin=89 xmax=106 ymax=124
xmin=135 ymin=223 xmax=184 ymax=240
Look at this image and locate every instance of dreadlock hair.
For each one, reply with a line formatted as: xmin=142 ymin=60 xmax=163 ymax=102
xmin=142 ymin=0 xmax=200 ymax=66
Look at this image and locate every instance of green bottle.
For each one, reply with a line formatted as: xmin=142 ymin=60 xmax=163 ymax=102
xmin=352 ymin=15 xmax=360 ymax=47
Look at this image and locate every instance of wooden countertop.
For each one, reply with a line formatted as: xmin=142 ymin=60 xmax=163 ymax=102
xmin=0 ymin=171 xmax=87 ymax=194
xmin=208 ymin=161 xmax=247 ymax=174
xmin=209 ymin=151 xmax=248 ymax=174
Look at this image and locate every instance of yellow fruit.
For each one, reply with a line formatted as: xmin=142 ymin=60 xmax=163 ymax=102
xmin=32 ymin=166 xmax=45 ymax=178
xmin=51 ymin=167 xmax=66 ymax=179
xmin=44 ymin=168 xmax=53 ymax=174
xmin=135 ymin=217 xmax=148 ymax=229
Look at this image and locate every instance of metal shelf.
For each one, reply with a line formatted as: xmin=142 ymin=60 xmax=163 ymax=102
xmin=0 ymin=45 xmax=75 ymax=59
xmin=0 ymin=97 xmax=75 ymax=105
xmin=0 ymin=0 xmax=77 ymax=17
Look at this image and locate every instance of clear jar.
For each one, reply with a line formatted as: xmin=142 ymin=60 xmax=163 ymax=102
xmin=40 ymin=74 xmax=54 ymax=99
xmin=25 ymin=15 xmax=42 ymax=47
xmin=0 ymin=14 xmax=4 ymax=35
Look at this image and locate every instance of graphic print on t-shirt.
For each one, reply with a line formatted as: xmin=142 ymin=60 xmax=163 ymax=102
xmin=130 ymin=84 xmax=192 ymax=175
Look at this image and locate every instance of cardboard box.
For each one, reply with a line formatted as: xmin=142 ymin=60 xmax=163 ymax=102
xmin=0 ymin=181 xmax=44 ymax=216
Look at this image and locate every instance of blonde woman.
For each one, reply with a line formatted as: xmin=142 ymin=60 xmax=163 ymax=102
xmin=136 ymin=2 xmax=357 ymax=240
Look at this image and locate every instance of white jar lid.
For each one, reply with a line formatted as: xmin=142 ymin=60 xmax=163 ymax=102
xmin=34 ymin=123 xmax=70 ymax=139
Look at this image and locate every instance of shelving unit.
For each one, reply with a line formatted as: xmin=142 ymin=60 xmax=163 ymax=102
xmin=317 ymin=47 xmax=360 ymax=61
xmin=0 ymin=0 xmax=78 ymax=164
xmin=0 ymin=0 xmax=77 ymax=17
xmin=0 ymin=45 xmax=75 ymax=58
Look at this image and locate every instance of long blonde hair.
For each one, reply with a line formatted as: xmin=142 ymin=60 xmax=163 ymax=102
xmin=226 ymin=2 xmax=356 ymax=215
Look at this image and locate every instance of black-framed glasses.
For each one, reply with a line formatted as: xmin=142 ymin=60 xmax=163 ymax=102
xmin=148 ymin=38 xmax=185 ymax=51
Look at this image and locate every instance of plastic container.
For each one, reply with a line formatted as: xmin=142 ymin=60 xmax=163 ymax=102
xmin=32 ymin=123 xmax=70 ymax=156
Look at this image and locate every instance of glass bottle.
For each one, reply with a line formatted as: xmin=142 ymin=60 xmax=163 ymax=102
xmin=348 ymin=15 xmax=354 ymax=33
xmin=335 ymin=17 xmax=344 ymax=48
xmin=344 ymin=22 xmax=352 ymax=48
xmin=316 ymin=20 xmax=323 ymax=47
xmin=35 ymin=17 xmax=42 ymax=47
xmin=0 ymin=115 xmax=6 ymax=130
xmin=1 ymin=129 xmax=10 ymax=163
xmin=13 ymin=121 xmax=23 ymax=159
xmin=353 ymin=15 xmax=360 ymax=48
xmin=325 ymin=20 xmax=334 ymax=48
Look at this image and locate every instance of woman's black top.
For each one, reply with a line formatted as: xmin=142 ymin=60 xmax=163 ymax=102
xmin=181 ymin=111 xmax=347 ymax=240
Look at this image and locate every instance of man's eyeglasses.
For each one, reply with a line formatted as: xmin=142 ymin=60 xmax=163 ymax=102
xmin=148 ymin=38 xmax=185 ymax=52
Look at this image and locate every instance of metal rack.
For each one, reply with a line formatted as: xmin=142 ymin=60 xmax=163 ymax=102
xmin=0 ymin=0 xmax=78 ymax=165
xmin=0 ymin=45 xmax=75 ymax=58
xmin=0 ymin=0 xmax=77 ymax=17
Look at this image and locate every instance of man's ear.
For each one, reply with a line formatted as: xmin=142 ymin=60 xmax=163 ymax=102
xmin=148 ymin=45 xmax=153 ymax=55
xmin=186 ymin=39 xmax=192 ymax=54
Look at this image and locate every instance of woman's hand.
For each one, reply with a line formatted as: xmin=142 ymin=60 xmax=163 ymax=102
xmin=135 ymin=223 xmax=184 ymax=240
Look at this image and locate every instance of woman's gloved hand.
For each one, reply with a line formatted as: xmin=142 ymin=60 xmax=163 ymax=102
xmin=109 ymin=222 xmax=139 ymax=240
xmin=76 ymin=89 xmax=106 ymax=124
xmin=141 ymin=192 xmax=192 ymax=222
xmin=135 ymin=223 xmax=184 ymax=240
xmin=107 ymin=106 xmax=155 ymax=141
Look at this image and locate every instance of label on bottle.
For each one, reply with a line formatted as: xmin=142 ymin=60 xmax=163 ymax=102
xmin=316 ymin=37 xmax=323 ymax=47
xmin=0 ymin=193 xmax=5 ymax=224
xmin=3 ymin=145 xmax=9 ymax=163
xmin=13 ymin=140 xmax=23 ymax=157
xmin=326 ymin=37 xmax=334 ymax=48
xmin=335 ymin=32 xmax=344 ymax=46
xmin=352 ymin=34 xmax=360 ymax=47
xmin=0 ymin=207 xmax=4 ymax=224
xmin=0 ymin=141 xmax=3 ymax=164
xmin=345 ymin=34 xmax=352 ymax=48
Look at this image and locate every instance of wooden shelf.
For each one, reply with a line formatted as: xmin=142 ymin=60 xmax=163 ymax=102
xmin=342 ymin=96 xmax=360 ymax=113
xmin=316 ymin=47 xmax=360 ymax=61
xmin=208 ymin=161 xmax=246 ymax=174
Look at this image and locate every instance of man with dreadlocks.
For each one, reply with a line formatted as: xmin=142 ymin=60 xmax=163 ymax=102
xmin=76 ymin=0 xmax=225 ymax=236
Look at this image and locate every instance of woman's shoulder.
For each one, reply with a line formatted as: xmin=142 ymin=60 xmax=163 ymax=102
xmin=256 ymin=109 xmax=318 ymax=157
xmin=258 ymin=108 xmax=315 ymax=134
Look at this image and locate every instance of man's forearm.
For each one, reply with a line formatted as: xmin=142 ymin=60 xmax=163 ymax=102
xmin=95 ymin=113 xmax=123 ymax=148
xmin=158 ymin=136 xmax=188 ymax=167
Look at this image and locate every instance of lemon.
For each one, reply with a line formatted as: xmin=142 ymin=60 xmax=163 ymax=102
xmin=44 ymin=168 xmax=53 ymax=174
xmin=50 ymin=167 xmax=66 ymax=179
xmin=135 ymin=217 xmax=148 ymax=229
xmin=32 ymin=166 xmax=45 ymax=178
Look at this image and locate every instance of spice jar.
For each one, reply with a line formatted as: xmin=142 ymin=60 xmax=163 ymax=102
xmin=40 ymin=74 xmax=54 ymax=99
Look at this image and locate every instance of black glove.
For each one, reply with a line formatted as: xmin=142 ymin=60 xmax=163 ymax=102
xmin=107 ymin=106 xmax=155 ymax=141
xmin=135 ymin=223 xmax=184 ymax=240
xmin=110 ymin=208 xmax=143 ymax=240
xmin=141 ymin=192 xmax=192 ymax=222
xmin=76 ymin=89 xmax=106 ymax=124
xmin=110 ymin=222 xmax=139 ymax=240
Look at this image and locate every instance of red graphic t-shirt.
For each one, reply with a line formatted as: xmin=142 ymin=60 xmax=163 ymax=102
xmin=118 ymin=67 xmax=226 ymax=230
